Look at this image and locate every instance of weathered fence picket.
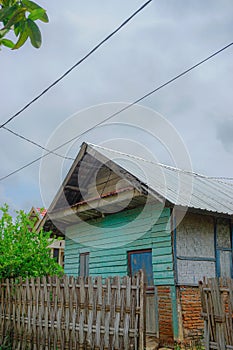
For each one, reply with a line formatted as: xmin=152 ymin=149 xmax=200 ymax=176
xmin=0 ymin=272 xmax=145 ymax=349
xmin=199 ymin=277 xmax=233 ymax=350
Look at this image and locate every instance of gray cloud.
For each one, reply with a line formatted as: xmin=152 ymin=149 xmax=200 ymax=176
xmin=216 ymin=119 xmax=233 ymax=152
xmin=0 ymin=0 xmax=233 ymax=211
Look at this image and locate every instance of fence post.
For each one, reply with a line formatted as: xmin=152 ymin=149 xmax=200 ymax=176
xmin=139 ymin=270 xmax=145 ymax=350
xmin=199 ymin=280 xmax=210 ymax=350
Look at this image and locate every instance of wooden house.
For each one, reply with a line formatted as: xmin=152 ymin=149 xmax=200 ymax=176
xmin=44 ymin=142 xmax=233 ymax=344
xmin=29 ymin=207 xmax=65 ymax=268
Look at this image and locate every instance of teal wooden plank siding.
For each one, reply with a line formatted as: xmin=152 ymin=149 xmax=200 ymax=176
xmin=64 ymin=204 xmax=175 ymax=286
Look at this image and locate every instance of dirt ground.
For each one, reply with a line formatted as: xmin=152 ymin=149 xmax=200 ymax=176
xmin=146 ymin=336 xmax=174 ymax=350
xmin=146 ymin=336 xmax=159 ymax=350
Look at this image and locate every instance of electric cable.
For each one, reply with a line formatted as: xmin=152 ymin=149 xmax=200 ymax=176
xmin=0 ymin=0 xmax=153 ymax=129
xmin=2 ymin=126 xmax=74 ymax=160
xmin=0 ymin=41 xmax=233 ymax=182
xmin=2 ymin=41 xmax=233 ymax=162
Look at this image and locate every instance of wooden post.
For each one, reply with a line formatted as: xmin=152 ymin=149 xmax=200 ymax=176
xmin=86 ymin=276 xmax=94 ymax=348
xmin=104 ymin=277 xmax=111 ymax=349
xmin=95 ymin=276 xmax=103 ymax=349
xmin=139 ymin=270 xmax=145 ymax=350
xmin=79 ymin=276 xmax=85 ymax=348
xmin=113 ymin=276 xmax=121 ymax=349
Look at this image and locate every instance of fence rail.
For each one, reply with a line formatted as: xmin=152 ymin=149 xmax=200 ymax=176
xmin=199 ymin=277 xmax=233 ymax=350
xmin=0 ymin=272 xmax=145 ymax=349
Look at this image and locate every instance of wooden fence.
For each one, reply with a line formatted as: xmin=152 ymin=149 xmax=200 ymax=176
xmin=199 ymin=277 xmax=233 ymax=350
xmin=0 ymin=272 xmax=145 ymax=349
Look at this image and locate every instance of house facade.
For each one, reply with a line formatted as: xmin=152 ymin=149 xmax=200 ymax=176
xmin=44 ymin=142 xmax=233 ymax=344
xmin=29 ymin=207 xmax=65 ymax=268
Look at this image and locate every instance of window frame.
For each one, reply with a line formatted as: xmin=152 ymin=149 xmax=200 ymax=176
xmin=79 ymin=252 xmax=89 ymax=277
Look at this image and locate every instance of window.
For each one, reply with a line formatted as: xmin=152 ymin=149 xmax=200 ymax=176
xmin=219 ymin=250 xmax=232 ymax=277
xmin=128 ymin=249 xmax=153 ymax=287
xmin=53 ymin=248 xmax=59 ymax=263
xmin=79 ymin=252 xmax=89 ymax=277
xmin=216 ymin=219 xmax=232 ymax=278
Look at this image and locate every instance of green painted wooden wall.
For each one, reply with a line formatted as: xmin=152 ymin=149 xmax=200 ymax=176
xmin=64 ymin=204 xmax=175 ymax=286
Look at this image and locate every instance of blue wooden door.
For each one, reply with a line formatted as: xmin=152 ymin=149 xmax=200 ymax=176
xmin=129 ymin=250 xmax=154 ymax=287
xmin=129 ymin=249 xmax=157 ymax=334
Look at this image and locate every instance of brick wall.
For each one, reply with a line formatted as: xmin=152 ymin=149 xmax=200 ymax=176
xmin=157 ymin=286 xmax=174 ymax=343
xmin=157 ymin=285 xmax=205 ymax=344
xmin=178 ymin=286 xmax=204 ymax=341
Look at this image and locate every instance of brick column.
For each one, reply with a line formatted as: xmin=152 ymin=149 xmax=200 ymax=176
xmin=178 ymin=286 xmax=204 ymax=341
xmin=157 ymin=286 xmax=174 ymax=343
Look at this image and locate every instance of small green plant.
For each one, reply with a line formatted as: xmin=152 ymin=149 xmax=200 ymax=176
xmin=0 ymin=204 xmax=63 ymax=279
xmin=0 ymin=333 xmax=13 ymax=349
xmin=0 ymin=0 xmax=48 ymax=50
xmin=174 ymin=342 xmax=182 ymax=350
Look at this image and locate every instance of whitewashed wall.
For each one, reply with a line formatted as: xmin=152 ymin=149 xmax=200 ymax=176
xmin=216 ymin=218 xmax=232 ymax=277
xmin=176 ymin=213 xmax=215 ymax=285
xmin=175 ymin=213 xmax=232 ymax=285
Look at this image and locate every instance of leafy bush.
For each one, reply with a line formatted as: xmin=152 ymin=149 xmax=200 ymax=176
xmin=0 ymin=204 xmax=63 ymax=278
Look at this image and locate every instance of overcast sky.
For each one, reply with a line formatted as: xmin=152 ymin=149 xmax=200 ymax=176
xmin=0 ymin=0 xmax=233 ymax=212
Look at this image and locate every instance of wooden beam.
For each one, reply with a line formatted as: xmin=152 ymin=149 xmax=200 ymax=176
xmin=65 ymin=185 xmax=86 ymax=192
xmin=48 ymin=189 xmax=143 ymax=221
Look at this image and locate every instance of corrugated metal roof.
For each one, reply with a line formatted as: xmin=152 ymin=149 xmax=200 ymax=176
xmin=87 ymin=144 xmax=233 ymax=216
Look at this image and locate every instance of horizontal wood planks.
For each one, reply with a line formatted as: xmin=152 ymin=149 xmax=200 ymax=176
xmin=0 ymin=272 xmax=145 ymax=349
xmin=65 ymin=205 xmax=175 ymax=286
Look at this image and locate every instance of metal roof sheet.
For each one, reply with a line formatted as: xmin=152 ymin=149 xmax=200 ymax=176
xmin=87 ymin=144 xmax=233 ymax=216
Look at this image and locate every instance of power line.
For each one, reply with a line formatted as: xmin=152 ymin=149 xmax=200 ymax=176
xmin=91 ymin=144 xmax=233 ymax=182
xmin=123 ymin=41 xmax=233 ymax=106
xmin=2 ymin=126 xmax=74 ymax=160
xmin=2 ymin=40 xmax=233 ymax=161
xmin=0 ymin=0 xmax=153 ymax=130
xmin=0 ymin=40 xmax=233 ymax=182
xmin=1 ymin=0 xmax=154 ymax=159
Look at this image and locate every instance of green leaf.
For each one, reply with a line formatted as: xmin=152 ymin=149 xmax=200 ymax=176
xmin=0 ymin=4 xmax=18 ymax=22
xmin=28 ymin=8 xmax=47 ymax=22
xmin=2 ymin=0 xmax=11 ymax=5
xmin=0 ymin=28 xmax=9 ymax=38
xmin=27 ymin=18 xmax=41 ymax=48
xmin=12 ymin=21 xmax=28 ymax=49
xmin=22 ymin=0 xmax=41 ymax=11
xmin=1 ymin=37 xmax=14 ymax=47
xmin=22 ymin=0 xmax=48 ymax=22
xmin=3 ymin=7 xmax=26 ymax=29
xmin=14 ymin=21 xmax=20 ymax=36
xmin=0 ymin=0 xmax=10 ymax=6
xmin=38 ymin=10 xmax=48 ymax=23
xmin=28 ymin=8 xmax=44 ymax=20
xmin=0 ymin=6 xmax=12 ymax=21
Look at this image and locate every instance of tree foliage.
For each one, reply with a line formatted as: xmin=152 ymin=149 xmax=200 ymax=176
xmin=0 ymin=0 xmax=48 ymax=50
xmin=0 ymin=204 xmax=63 ymax=279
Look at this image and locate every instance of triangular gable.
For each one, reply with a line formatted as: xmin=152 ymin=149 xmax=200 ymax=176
xmin=46 ymin=143 xmax=165 ymax=226
xmin=28 ymin=207 xmax=40 ymax=226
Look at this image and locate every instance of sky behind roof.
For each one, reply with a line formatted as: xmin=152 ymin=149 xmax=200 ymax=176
xmin=0 ymin=0 xmax=233 ymax=212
